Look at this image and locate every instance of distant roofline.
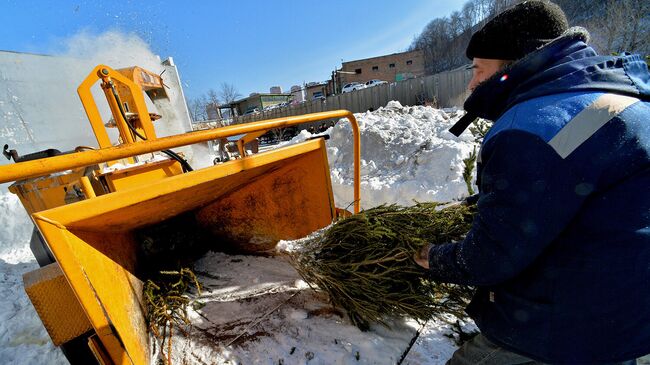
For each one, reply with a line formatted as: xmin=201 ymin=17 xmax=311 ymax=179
xmin=0 ymin=49 xmax=54 ymax=57
xmin=1 ymin=49 xmax=172 ymax=66
xmin=227 ymin=93 xmax=292 ymax=106
xmin=305 ymin=81 xmax=329 ymax=87
xmin=341 ymin=49 xmax=422 ymax=66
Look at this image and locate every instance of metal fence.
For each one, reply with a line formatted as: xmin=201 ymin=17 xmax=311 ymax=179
xmin=206 ymin=67 xmax=472 ymax=128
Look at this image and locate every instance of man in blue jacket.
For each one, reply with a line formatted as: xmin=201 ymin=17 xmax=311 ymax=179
xmin=414 ymin=1 xmax=650 ymax=364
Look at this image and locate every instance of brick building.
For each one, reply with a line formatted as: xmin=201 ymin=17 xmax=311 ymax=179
xmin=225 ymin=93 xmax=292 ymax=116
xmin=335 ymin=49 xmax=425 ymax=91
xmin=304 ymin=81 xmax=329 ymax=100
xmin=290 ymin=80 xmax=335 ymax=103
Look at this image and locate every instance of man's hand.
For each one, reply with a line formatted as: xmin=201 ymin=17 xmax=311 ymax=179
xmin=414 ymin=244 xmax=432 ymax=269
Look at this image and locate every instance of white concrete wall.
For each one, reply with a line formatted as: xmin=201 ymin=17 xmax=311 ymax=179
xmin=0 ymin=52 xmax=99 ymax=156
xmin=0 ymin=51 xmax=195 ymax=189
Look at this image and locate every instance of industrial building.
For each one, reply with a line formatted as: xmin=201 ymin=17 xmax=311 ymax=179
xmin=334 ymin=49 xmax=425 ymax=92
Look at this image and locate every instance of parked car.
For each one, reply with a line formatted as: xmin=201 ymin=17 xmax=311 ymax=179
xmin=243 ymin=107 xmax=260 ymax=115
xmin=312 ymin=91 xmax=326 ymax=100
xmin=365 ymin=79 xmax=388 ymax=87
xmin=341 ymin=82 xmax=366 ymax=93
xmin=278 ymin=101 xmax=292 ymax=108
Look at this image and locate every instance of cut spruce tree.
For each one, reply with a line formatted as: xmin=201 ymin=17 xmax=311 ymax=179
xmin=284 ymin=202 xmax=476 ymax=330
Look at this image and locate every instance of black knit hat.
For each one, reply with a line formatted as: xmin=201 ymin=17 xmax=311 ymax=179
xmin=466 ymin=0 xmax=569 ymax=60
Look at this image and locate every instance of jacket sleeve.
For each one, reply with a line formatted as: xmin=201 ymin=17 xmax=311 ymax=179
xmin=427 ymin=129 xmax=588 ymax=286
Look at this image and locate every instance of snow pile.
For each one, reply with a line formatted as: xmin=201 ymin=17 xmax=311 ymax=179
xmin=188 ymin=143 xmax=218 ymax=170
xmin=0 ymin=194 xmax=35 ymax=263
xmin=0 ymin=193 xmax=66 ymax=364
xmin=290 ymin=101 xmax=476 ymax=209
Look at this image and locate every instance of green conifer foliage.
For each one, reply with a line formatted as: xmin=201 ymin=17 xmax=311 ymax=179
xmin=287 ymin=203 xmax=476 ymax=330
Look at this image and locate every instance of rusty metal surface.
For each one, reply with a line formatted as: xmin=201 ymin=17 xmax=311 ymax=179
xmin=195 ymin=144 xmax=335 ymax=252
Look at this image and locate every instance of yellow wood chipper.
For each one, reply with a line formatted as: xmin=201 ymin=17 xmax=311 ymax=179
xmin=0 ymin=64 xmax=361 ymax=365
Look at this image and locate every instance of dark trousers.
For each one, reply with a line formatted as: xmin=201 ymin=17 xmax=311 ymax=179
xmin=447 ymin=334 xmax=639 ymax=365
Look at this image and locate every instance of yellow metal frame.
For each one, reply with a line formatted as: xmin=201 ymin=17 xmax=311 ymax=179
xmin=8 ymin=168 xmax=89 ymax=215
xmin=236 ymin=130 xmax=266 ymax=157
xmin=77 ymin=65 xmax=157 ymax=149
xmin=22 ymin=263 xmax=93 ymax=346
xmin=3 ymin=62 xmax=363 ymax=364
xmin=32 ymin=138 xmax=337 ymax=365
xmin=99 ymin=159 xmax=183 ymax=193
xmin=0 ymin=110 xmax=362 ymax=213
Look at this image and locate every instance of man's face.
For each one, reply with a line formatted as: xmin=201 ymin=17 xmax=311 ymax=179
xmin=468 ymin=58 xmax=510 ymax=92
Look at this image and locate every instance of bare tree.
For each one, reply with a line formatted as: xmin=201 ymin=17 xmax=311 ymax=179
xmin=218 ymin=82 xmax=242 ymax=104
xmin=410 ymin=0 xmax=508 ymax=74
xmin=409 ymin=0 xmax=650 ymax=75
xmin=493 ymin=0 xmax=521 ymax=14
xmin=187 ymin=95 xmax=208 ymax=122
xmin=474 ymin=0 xmax=493 ymax=23
xmin=187 ymin=85 xmax=241 ymax=122
xmin=615 ymin=0 xmax=649 ymax=54
xmin=462 ymin=2 xmax=479 ymax=28
xmin=626 ymin=0 xmax=650 ymax=53
xmin=588 ymin=0 xmax=626 ymax=54
xmin=205 ymin=88 xmax=221 ymax=120
xmin=206 ymin=88 xmax=220 ymax=106
xmin=410 ymin=17 xmax=457 ymax=74
xmin=588 ymin=0 xmax=649 ymax=55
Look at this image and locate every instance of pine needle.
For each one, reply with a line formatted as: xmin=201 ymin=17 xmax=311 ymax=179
xmin=144 ymin=268 xmax=202 ymax=365
xmin=286 ymin=203 xmax=476 ymax=330
xmin=462 ymin=147 xmax=477 ymax=196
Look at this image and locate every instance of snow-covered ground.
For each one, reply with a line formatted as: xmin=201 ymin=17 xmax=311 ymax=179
xmin=168 ymin=252 xmax=463 ymax=365
xmin=0 ymin=194 xmax=67 ymax=365
xmin=2 ymin=103 xmax=646 ymax=364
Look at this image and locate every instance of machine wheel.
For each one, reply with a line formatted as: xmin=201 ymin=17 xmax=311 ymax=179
xmin=59 ymin=331 xmax=100 ymax=365
xmin=29 ymin=227 xmax=56 ymax=267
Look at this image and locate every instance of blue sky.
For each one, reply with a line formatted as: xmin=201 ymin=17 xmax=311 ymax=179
xmin=0 ymin=0 xmax=465 ymax=99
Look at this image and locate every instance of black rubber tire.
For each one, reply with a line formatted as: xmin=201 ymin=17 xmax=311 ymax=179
xmin=59 ymin=331 xmax=100 ymax=365
xmin=29 ymin=227 xmax=56 ymax=267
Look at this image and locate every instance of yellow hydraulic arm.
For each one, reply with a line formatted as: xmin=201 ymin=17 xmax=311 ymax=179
xmin=77 ymin=65 xmax=157 ymax=148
